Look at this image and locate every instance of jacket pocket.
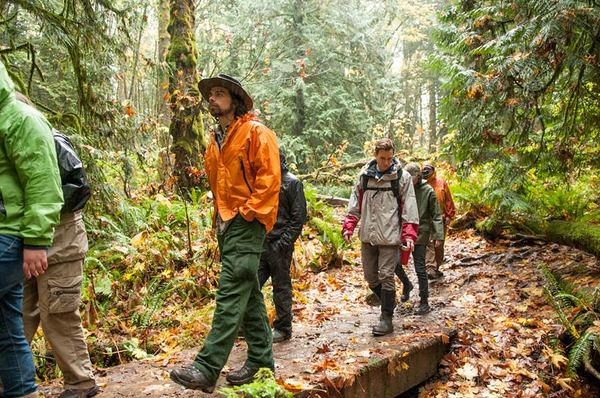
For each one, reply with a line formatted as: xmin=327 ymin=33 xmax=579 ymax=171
xmin=48 ymin=275 xmax=83 ymax=314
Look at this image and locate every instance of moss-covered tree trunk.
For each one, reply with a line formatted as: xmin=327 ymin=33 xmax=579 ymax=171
xmin=167 ymin=0 xmax=205 ymax=189
xmin=545 ymin=221 xmax=600 ymax=258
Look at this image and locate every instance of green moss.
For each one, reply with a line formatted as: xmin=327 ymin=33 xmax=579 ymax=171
xmin=545 ymin=220 xmax=600 ymax=257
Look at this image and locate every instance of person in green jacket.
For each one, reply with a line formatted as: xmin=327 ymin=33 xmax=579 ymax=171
xmin=395 ymin=162 xmax=444 ymax=315
xmin=0 ymin=61 xmax=63 ymax=398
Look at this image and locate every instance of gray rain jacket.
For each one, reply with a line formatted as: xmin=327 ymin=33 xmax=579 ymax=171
xmin=342 ymin=159 xmax=419 ymax=246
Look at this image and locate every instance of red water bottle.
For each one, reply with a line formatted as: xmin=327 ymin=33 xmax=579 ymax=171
xmin=400 ymin=243 xmax=410 ymax=266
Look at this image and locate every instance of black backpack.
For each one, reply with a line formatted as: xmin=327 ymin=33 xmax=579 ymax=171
xmin=53 ymin=129 xmax=91 ymax=212
xmin=360 ymin=173 xmax=402 ymax=203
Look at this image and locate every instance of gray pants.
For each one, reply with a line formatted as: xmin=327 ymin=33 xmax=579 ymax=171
xmin=361 ymin=243 xmax=399 ymax=291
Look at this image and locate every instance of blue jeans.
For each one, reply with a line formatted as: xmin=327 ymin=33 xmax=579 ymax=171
xmin=0 ymin=235 xmax=38 ymax=397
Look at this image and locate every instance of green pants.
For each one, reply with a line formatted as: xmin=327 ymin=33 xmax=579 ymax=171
xmin=194 ymin=216 xmax=273 ymax=382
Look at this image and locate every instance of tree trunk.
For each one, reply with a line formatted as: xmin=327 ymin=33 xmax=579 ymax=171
xmin=428 ymin=80 xmax=437 ymax=152
xmin=157 ymin=0 xmax=170 ymax=122
xmin=167 ymin=0 xmax=205 ymax=189
xmin=128 ymin=4 xmax=148 ymax=101
xmin=291 ymin=0 xmax=306 ymax=137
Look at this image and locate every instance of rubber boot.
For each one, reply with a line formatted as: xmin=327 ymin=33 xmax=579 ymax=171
xmin=415 ymin=297 xmax=431 ymax=315
xmin=366 ymin=284 xmax=382 ymax=306
xmin=395 ymin=263 xmax=413 ymax=302
xmin=372 ymin=289 xmax=396 ymax=336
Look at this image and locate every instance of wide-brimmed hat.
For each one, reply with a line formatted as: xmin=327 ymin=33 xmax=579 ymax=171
xmin=198 ymin=73 xmax=253 ymax=110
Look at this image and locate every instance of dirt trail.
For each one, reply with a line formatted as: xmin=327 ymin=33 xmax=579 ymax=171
xmin=40 ymin=230 xmax=600 ymax=397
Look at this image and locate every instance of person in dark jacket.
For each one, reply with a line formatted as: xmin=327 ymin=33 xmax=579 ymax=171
xmin=258 ymin=149 xmax=307 ymax=343
xmin=395 ymin=163 xmax=444 ymax=315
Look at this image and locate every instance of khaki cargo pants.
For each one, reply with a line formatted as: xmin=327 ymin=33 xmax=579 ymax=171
xmin=22 ymin=211 xmax=96 ymax=390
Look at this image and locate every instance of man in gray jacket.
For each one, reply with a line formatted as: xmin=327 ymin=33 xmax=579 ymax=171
xmin=342 ymin=138 xmax=419 ymax=336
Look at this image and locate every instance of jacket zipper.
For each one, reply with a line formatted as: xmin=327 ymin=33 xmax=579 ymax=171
xmin=240 ymin=160 xmax=253 ymax=194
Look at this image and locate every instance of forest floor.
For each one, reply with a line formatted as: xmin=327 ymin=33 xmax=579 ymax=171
xmin=40 ymin=229 xmax=600 ymax=397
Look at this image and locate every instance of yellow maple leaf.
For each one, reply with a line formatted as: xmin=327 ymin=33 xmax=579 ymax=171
xmin=542 ymin=345 xmax=567 ymax=369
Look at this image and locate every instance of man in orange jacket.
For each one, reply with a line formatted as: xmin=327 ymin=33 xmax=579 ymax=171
xmin=422 ymin=163 xmax=456 ymax=279
xmin=170 ymin=74 xmax=280 ymax=393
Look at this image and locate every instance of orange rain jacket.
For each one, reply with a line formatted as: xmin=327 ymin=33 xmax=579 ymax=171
xmin=204 ymin=113 xmax=281 ymax=232
xmin=426 ymin=171 xmax=456 ymax=221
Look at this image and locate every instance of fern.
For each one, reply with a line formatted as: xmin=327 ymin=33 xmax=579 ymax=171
xmin=311 ymin=217 xmax=344 ymax=252
xmin=567 ymin=328 xmax=598 ymax=376
xmin=539 ymin=262 xmax=600 ymax=378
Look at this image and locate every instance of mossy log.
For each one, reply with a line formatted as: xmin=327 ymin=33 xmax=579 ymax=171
xmin=544 ymin=220 xmax=600 ymax=258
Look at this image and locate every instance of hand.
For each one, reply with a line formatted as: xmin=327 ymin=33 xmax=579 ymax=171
xmin=404 ymin=239 xmax=415 ymax=252
xmin=23 ymin=248 xmax=48 ymax=279
xmin=444 ymin=217 xmax=451 ymax=226
xmin=343 ymin=231 xmax=352 ymax=243
xmin=434 ymin=240 xmax=443 ymax=248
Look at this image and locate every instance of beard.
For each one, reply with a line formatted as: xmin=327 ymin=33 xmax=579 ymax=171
xmin=209 ymin=103 xmax=233 ymax=118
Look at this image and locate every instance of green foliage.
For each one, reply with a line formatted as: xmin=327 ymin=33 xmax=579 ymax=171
xmin=539 ymin=263 xmax=600 ymax=376
xmin=304 ymin=184 xmax=347 ymax=270
xmin=451 ymin=164 xmax=600 ymax=237
xmin=527 ymin=175 xmax=600 ymax=223
xmin=219 ymin=368 xmax=292 ymax=398
xmin=434 ymin=0 xmax=600 ymax=180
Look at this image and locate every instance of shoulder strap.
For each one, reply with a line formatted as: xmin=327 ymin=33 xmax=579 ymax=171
xmin=391 ymin=176 xmax=400 ymax=202
xmin=361 ymin=174 xmax=368 ymax=192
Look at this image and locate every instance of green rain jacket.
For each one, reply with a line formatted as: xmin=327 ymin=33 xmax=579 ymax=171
xmin=0 ymin=62 xmax=63 ymax=246
xmin=414 ymin=180 xmax=444 ymax=245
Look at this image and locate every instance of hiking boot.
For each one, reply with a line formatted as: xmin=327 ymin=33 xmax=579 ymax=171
xmin=226 ymin=365 xmax=272 ymax=386
xmin=427 ymin=269 xmax=444 ymax=280
xmin=58 ymin=385 xmax=100 ymax=398
xmin=170 ymin=365 xmax=215 ymax=393
xmin=401 ymin=281 xmax=413 ymax=302
xmin=415 ymin=300 xmax=431 ymax=315
xmin=272 ymin=329 xmax=291 ymax=343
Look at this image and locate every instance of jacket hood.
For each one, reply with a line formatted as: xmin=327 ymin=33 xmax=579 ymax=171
xmin=0 ymin=62 xmax=15 ymax=110
xmin=364 ymin=158 xmax=401 ymax=179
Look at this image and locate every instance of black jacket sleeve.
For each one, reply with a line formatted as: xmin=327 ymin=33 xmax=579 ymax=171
xmin=275 ymin=178 xmax=307 ymax=251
